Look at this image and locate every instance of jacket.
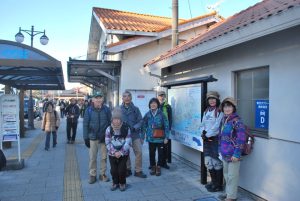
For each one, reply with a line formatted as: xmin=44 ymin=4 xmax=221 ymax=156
xmin=83 ymin=105 xmax=111 ymax=142
xmin=142 ymin=109 xmax=169 ymax=143
xmin=41 ymin=109 xmax=60 ymax=132
xmin=105 ymin=123 xmax=132 ymax=156
xmin=201 ymin=107 xmax=223 ymax=138
xmin=65 ymin=104 xmax=80 ymax=123
xmin=160 ymin=101 xmax=172 ymax=129
xmin=219 ymin=113 xmax=246 ymax=161
xmin=120 ymin=103 xmax=143 ymax=140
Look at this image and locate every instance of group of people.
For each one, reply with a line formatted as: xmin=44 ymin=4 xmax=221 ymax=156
xmin=82 ymin=90 xmax=172 ymax=192
xmin=201 ymin=91 xmax=246 ymax=201
xmin=41 ymin=89 xmax=245 ymax=200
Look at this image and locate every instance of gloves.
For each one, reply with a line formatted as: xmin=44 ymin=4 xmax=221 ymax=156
xmin=201 ymin=130 xmax=208 ymax=141
xmin=84 ymin=139 xmax=90 ymax=148
xmin=42 ymin=129 xmax=45 ymax=131
xmin=56 ymin=127 xmax=58 ymax=130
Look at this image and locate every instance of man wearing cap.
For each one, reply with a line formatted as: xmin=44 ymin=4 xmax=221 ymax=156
xmin=201 ymin=91 xmax=224 ymax=192
xmin=121 ymin=91 xmax=147 ymax=178
xmin=157 ymin=91 xmax=172 ymax=169
xmin=83 ymin=91 xmax=112 ymax=184
xmin=65 ymin=98 xmax=80 ymax=144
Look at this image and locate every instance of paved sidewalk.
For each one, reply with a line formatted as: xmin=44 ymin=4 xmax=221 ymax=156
xmin=0 ymin=118 xmax=256 ymax=201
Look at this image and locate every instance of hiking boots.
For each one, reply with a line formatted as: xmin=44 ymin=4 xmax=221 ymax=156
xmin=150 ymin=166 xmax=156 ymax=175
xmin=110 ymin=183 xmax=118 ymax=191
xmin=218 ymin=193 xmax=227 ymax=200
xmin=119 ymin=184 xmax=126 ymax=191
xmin=99 ymin=174 xmax=110 ymax=182
xmin=156 ymin=166 xmax=161 ymax=176
xmin=134 ymin=171 xmax=147 ymax=178
xmin=88 ymin=176 xmax=96 ymax=184
xmin=161 ymin=164 xmax=170 ymax=169
xmin=207 ymin=169 xmax=223 ymax=192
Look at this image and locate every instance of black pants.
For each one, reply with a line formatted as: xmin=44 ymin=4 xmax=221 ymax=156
xmin=149 ymin=142 xmax=164 ymax=167
xmin=162 ymin=139 xmax=171 ymax=165
xmin=66 ymin=121 xmax=77 ymax=141
xmin=60 ymin=109 xmax=64 ymax=118
xmin=109 ymin=155 xmax=128 ymax=185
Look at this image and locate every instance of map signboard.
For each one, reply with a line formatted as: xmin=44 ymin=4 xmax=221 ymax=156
xmin=168 ymin=84 xmax=203 ymax=151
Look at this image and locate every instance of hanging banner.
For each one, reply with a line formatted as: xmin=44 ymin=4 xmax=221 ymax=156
xmin=0 ymin=95 xmax=20 ymax=141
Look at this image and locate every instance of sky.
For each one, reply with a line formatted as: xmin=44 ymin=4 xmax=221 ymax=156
xmin=0 ymin=0 xmax=261 ymax=90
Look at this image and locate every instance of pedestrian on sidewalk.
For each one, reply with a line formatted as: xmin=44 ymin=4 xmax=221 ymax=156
xmin=41 ymin=102 xmax=60 ymax=150
xmin=157 ymin=91 xmax=172 ymax=169
xmin=142 ymin=98 xmax=169 ymax=176
xmin=201 ymin=91 xmax=224 ymax=192
xmin=106 ymin=107 xmax=132 ymax=191
xmin=83 ymin=91 xmax=112 ymax=184
xmin=121 ymin=91 xmax=147 ymax=178
xmin=219 ymin=97 xmax=246 ymax=201
xmin=59 ymin=99 xmax=66 ymax=118
xmin=65 ymin=98 xmax=80 ymax=144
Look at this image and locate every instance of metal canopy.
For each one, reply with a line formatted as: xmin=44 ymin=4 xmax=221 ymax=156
xmin=161 ymin=75 xmax=217 ymax=88
xmin=0 ymin=40 xmax=65 ymax=90
xmin=67 ymin=59 xmax=121 ymax=88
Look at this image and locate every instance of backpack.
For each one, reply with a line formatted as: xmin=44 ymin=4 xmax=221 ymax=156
xmin=231 ymin=119 xmax=255 ymax=156
xmin=0 ymin=149 xmax=7 ymax=171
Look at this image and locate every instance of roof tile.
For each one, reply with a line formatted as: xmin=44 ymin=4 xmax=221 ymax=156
xmin=145 ymin=0 xmax=300 ymax=67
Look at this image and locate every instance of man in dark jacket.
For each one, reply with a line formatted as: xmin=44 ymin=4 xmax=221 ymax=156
xmin=65 ymin=98 xmax=80 ymax=144
xmin=121 ymin=91 xmax=147 ymax=178
xmin=83 ymin=91 xmax=112 ymax=184
xmin=157 ymin=91 xmax=172 ymax=169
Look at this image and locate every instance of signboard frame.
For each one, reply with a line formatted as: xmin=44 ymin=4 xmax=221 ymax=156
xmin=0 ymin=94 xmax=21 ymax=162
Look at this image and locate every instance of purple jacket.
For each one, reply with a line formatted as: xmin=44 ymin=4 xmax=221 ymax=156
xmin=219 ymin=113 xmax=246 ymax=162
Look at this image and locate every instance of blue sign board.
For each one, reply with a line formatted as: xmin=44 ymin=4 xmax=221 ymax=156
xmin=255 ymin=100 xmax=269 ymax=129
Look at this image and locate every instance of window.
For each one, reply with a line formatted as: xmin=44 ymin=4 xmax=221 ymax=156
xmin=235 ymin=66 xmax=269 ymax=137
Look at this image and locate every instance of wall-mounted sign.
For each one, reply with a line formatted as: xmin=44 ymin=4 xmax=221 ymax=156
xmin=255 ymin=100 xmax=269 ymax=129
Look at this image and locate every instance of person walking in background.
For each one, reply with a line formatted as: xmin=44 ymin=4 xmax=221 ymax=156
xmin=201 ymin=91 xmax=224 ymax=192
xmin=105 ymin=107 xmax=132 ymax=191
xmin=83 ymin=91 xmax=112 ymax=184
xmin=41 ymin=102 xmax=60 ymax=151
xmin=65 ymin=98 xmax=80 ymax=144
xmin=219 ymin=97 xmax=246 ymax=201
xmin=121 ymin=91 xmax=147 ymax=178
xmin=157 ymin=91 xmax=172 ymax=169
xmin=81 ymin=100 xmax=89 ymax=118
xmin=59 ymin=100 xmax=66 ymax=118
xmin=142 ymin=98 xmax=169 ymax=176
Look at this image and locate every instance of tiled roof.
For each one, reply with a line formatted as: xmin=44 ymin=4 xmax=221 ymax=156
xmin=93 ymin=7 xmax=218 ymax=33
xmin=145 ymin=0 xmax=300 ymax=67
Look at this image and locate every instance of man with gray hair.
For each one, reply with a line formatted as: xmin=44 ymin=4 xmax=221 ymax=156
xmin=121 ymin=90 xmax=147 ymax=178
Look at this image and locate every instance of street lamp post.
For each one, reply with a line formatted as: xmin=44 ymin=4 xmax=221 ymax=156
xmin=15 ymin=25 xmax=49 ymax=129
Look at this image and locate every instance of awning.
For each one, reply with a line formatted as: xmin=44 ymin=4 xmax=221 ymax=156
xmin=67 ymin=59 xmax=121 ymax=88
xmin=0 ymin=40 xmax=65 ymax=90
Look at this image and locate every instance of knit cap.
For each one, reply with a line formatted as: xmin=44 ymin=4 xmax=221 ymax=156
xmin=112 ymin=107 xmax=123 ymax=120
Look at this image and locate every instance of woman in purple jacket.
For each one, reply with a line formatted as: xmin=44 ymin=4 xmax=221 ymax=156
xmin=219 ymin=97 xmax=246 ymax=201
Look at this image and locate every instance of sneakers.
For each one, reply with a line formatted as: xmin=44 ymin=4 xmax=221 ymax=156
xmin=126 ymin=169 xmax=132 ymax=177
xmin=99 ymin=174 xmax=110 ymax=182
xmin=134 ymin=171 xmax=147 ymax=178
xmin=88 ymin=176 xmax=96 ymax=184
xmin=110 ymin=184 xmax=118 ymax=191
xmin=119 ymin=184 xmax=126 ymax=191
